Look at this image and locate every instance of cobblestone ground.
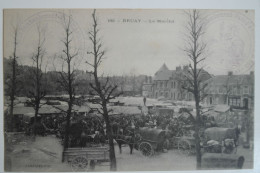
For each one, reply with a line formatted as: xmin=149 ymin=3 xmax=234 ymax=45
xmin=7 ymin=135 xmax=253 ymax=172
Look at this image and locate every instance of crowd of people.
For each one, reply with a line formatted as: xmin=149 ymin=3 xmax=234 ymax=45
xmin=22 ymin=104 xmax=221 ymax=149
xmin=53 ymin=108 xmax=204 ymax=148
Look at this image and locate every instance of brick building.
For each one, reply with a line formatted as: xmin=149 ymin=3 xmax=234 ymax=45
xmin=205 ymin=71 xmax=254 ymax=110
xmin=142 ymin=63 xmax=211 ymax=101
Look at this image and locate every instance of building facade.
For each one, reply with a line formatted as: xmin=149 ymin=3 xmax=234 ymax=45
xmin=142 ymin=76 xmax=153 ymax=97
xmin=205 ymin=71 xmax=254 ymax=110
xmin=142 ymin=63 xmax=211 ymax=101
xmin=152 ymin=64 xmax=189 ymax=100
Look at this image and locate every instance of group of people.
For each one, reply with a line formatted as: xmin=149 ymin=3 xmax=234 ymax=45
xmin=57 ymin=110 xmax=198 ymax=147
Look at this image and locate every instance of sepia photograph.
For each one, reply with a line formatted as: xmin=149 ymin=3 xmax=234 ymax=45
xmin=3 ymin=8 xmax=255 ymax=172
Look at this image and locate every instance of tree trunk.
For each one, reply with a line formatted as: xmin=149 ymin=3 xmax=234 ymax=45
xmin=64 ymin=109 xmax=71 ymax=147
xmin=103 ymin=103 xmax=117 ymax=171
xmin=9 ymin=31 xmax=18 ymax=132
xmin=9 ymin=97 xmax=14 ymax=132
xmin=9 ymin=58 xmax=17 ymax=132
xmin=63 ymin=60 xmax=73 ymax=161
xmin=194 ymin=60 xmax=202 ymax=169
xmin=194 ymin=100 xmax=201 ymax=169
xmin=33 ymin=103 xmax=39 ymax=136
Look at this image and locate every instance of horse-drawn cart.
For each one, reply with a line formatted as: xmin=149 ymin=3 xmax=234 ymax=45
xmin=201 ymin=127 xmax=244 ymax=169
xmin=137 ymin=127 xmax=168 ymax=157
xmin=62 ymin=146 xmax=110 ymax=171
xmin=168 ymin=128 xmax=196 ymax=155
xmin=173 ymin=135 xmax=196 ymax=155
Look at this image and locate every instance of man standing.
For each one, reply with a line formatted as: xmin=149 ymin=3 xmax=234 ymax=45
xmin=143 ymin=96 xmax=146 ymax=106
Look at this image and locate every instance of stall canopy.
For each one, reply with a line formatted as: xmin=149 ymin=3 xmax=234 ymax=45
xmin=108 ymin=106 xmax=141 ymax=115
xmin=138 ymin=127 xmax=166 ymax=143
xmin=13 ymin=104 xmax=92 ymax=116
xmin=204 ymin=127 xmax=236 ymax=142
xmin=214 ymin=105 xmax=230 ymax=113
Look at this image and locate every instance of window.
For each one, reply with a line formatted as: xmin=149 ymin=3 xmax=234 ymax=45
xmin=171 ymin=82 xmax=173 ymax=88
xmin=244 ymin=86 xmax=249 ymax=94
xmin=233 ymin=86 xmax=237 ymax=95
xmin=174 ymin=81 xmax=176 ymax=88
xmin=237 ymin=99 xmax=241 ymax=106
xmin=160 ymin=82 xmax=163 ymax=88
xmin=238 ymin=87 xmax=242 ymax=95
xmin=229 ymin=98 xmax=241 ymax=107
xmin=219 ymin=87 xmax=223 ymax=94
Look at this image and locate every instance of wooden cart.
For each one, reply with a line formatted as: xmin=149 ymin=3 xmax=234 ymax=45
xmin=137 ymin=127 xmax=168 ymax=157
xmin=168 ymin=129 xmax=196 ymax=155
xmin=62 ymin=146 xmax=110 ymax=171
xmin=201 ymin=127 xmax=244 ymax=169
xmin=174 ymin=135 xmax=196 ymax=155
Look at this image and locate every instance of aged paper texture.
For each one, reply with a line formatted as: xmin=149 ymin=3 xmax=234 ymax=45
xmin=3 ymin=9 xmax=255 ymax=172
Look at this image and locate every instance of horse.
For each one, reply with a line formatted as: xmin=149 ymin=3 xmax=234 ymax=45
xmin=113 ymin=128 xmax=142 ymax=154
xmin=114 ymin=134 xmax=136 ymax=154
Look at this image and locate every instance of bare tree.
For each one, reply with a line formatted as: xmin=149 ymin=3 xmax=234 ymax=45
xmin=223 ymin=76 xmax=231 ymax=104
xmin=86 ymin=9 xmax=121 ymax=171
xmin=26 ymin=25 xmax=47 ymax=136
xmin=5 ymin=27 xmax=19 ymax=132
xmin=181 ymin=9 xmax=208 ymax=169
xmin=58 ymin=14 xmax=78 ymax=156
xmin=177 ymin=78 xmax=187 ymax=101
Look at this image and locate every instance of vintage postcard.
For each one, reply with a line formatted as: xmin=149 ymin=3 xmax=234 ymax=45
xmin=3 ymin=9 xmax=254 ymax=172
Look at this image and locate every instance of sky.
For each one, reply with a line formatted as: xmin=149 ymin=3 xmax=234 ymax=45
xmin=3 ymin=9 xmax=255 ymax=76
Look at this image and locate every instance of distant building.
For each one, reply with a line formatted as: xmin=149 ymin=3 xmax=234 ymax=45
xmin=143 ymin=63 xmax=211 ymax=101
xmin=205 ymin=71 xmax=254 ymax=110
xmin=142 ymin=76 xmax=153 ymax=97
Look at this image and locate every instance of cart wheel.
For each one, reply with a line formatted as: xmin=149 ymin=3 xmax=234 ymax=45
xmin=139 ymin=142 xmax=154 ymax=157
xmin=70 ymin=156 xmax=88 ymax=171
xmin=178 ymin=140 xmax=191 ymax=155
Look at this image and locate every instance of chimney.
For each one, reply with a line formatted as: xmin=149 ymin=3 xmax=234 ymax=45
xmin=183 ymin=65 xmax=189 ymax=71
xmin=228 ymin=71 xmax=233 ymax=76
xmin=176 ymin=66 xmax=181 ymax=71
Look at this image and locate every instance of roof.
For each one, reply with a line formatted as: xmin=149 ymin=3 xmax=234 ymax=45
xmin=122 ymin=85 xmax=134 ymax=92
xmin=154 ymin=64 xmax=211 ymax=82
xmin=158 ymin=63 xmax=169 ymax=71
xmin=13 ymin=104 xmax=91 ymax=116
xmin=85 ymin=103 xmax=102 ymax=109
xmin=178 ymin=111 xmax=196 ymax=118
xmin=204 ymin=127 xmax=236 ymax=141
xmin=154 ymin=70 xmax=174 ymax=81
xmin=153 ymin=63 xmax=173 ymax=81
xmin=214 ymin=105 xmax=230 ymax=113
xmin=108 ymin=106 xmax=141 ymax=115
xmin=13 ymin=106 xmax=34 ymax=115
xmin=206 ymin=74 xmax=254 ymax=86
xmin=138 ymin=127 xmax=166 ymax=142
xmin=117 ymin=96 xmax=160 ymax=106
